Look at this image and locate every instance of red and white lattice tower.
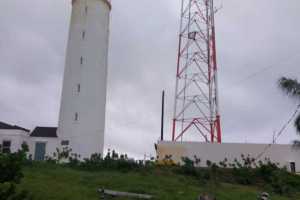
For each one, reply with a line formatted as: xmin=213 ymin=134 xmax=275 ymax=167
xmin=172 ymin=0 xmax=222 ymax=143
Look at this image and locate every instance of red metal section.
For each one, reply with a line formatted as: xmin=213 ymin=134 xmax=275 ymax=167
xmin=172 ymin=0 xmax=222 ymax=143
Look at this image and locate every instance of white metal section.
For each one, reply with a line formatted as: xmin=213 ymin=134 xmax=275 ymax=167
xmin=58 ymin=0 xmax=111 ymax=159
xmin=157 ymin=141 xmax=300 ymax=173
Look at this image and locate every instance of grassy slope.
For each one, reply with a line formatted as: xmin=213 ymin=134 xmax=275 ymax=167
xmin=19 ymin=164 xmax=298 ymax=200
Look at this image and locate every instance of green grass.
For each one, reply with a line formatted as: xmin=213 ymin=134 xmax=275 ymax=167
xmin=19 ymin=163 xmax=299 ymax=200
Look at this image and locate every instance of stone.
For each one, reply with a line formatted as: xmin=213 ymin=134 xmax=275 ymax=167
xmin=198 ymin=194 xmax=216 ymax=200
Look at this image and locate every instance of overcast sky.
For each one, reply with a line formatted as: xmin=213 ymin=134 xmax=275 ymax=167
xmin=0 ymin=0 xmax=300 ymax=158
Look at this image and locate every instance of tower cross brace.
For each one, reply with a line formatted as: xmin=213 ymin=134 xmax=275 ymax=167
xmin=172 ymin=0 xmax=222 ymax=143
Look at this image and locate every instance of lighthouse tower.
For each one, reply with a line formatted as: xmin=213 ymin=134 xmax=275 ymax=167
xmin=58 ymin=0 xmax=111 ymax=159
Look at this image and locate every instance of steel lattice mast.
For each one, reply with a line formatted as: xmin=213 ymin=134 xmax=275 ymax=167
xmin=172 ymin=0 xmax=222 ymax=143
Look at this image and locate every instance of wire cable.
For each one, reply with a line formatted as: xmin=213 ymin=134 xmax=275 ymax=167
xmin=255 ymin=104 xmax=300 ymax=160
xmin=221 ymin=52 xmax=300 ymax=90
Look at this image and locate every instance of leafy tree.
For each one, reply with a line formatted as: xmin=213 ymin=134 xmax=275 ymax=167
xmin=278 ymin=77 xmax=300 ymax=146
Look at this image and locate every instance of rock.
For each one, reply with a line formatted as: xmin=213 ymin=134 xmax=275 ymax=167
xmin=258 ymin=192 xmax=270 ymax=200
xmin=261 ymin=192 xmax=270 ymax=197
xmin=198 ymin=194 xmax=216 ymax=200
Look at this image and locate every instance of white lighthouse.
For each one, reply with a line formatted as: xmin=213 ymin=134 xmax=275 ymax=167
xmin=58 ymin=0 xmax=111 ymax=159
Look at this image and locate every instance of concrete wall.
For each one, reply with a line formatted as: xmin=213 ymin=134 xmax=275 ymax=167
xmin=58 ymin=0 xmax=111 ymax=159
xmin=157 ymin=141 xmax=300 ymax=172
xmin=0 ymin=129 xmax=30 ymax=153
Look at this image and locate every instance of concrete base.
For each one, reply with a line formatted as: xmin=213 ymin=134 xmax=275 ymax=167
xmin=156 ymin=141 xmax=300 ymax=173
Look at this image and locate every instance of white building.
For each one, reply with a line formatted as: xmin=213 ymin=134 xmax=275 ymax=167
xmin=57 ymin=0 xmax=111 ymax=159
xmin=0 ymin=122 xmax=58 ymax=160
xmin=28 ymin=127 xmax=59 ymax=161
xmin=0 ymin=122 xmax=30 ymax=154
xmin=156 ymin=141 xmax=300 ymax=173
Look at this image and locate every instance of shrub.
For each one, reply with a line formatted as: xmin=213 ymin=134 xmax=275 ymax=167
xmin=0 ymin=183 xmax=32 ymax=200
xmin=180 ymin=157 xmax=198 ymax=176
xmin=0 ymin=153 xmax=24 ymax=184
xmin=0 ymin=145 xmax=33 ymax=200
xmin=255 ymin=160 xmax=279 ymax=182
xmin=270 ymin=170 xmax=292 ymax=195
xmin=232 ymin=166 xmax=254 ymax=185
xmin=50 ymin=147 xmax=72 ymax=163
xmin=176 ymin=155 xmax=300 ymax=196
xmin=67 ymin=150 xmax=144 ymax=172
xmin=158 ymin=155 xmax=176 ymax=166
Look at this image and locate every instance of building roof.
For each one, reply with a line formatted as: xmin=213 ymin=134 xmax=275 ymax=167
xmin=30 ymin=127 xmax=58 ymax=138
xmin=0 ymin=121 xmax=30 ymax=132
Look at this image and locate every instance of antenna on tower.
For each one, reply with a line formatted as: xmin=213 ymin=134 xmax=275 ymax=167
xmin=171 ymin=0 xmax=222 ymax=143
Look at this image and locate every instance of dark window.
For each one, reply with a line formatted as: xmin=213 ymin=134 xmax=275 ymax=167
xmin=80 ymin=56 xmax=83 ymax=65
xmin=2 ymin=141 xmax=11 ymax=153
xmin=77 ymin=84 xmax=81 ymax=93
xmin=82 ymin=31 xmax=85 ymax=39
xmin=85 ymin=6 xmax=88 ymax=15
xmin=61 ymin=140 xmax=69 ymax=146
xmin=75 ymin=112 xmax=79 ymax=121
xmin=290 ymin=162 xmax=296 ymax=173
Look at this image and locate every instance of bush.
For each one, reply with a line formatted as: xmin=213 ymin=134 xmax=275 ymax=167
xmin=232 ymin=166 xmax=254 ymax=185
xmin=49 ymin=147 xmax=72 ymax=164
xmin=0 ymin=144 xmax=33 ymax=200
xmin=0 ymin=153 xmax=24 ymax=184
xmin=180 ymin=157 xmax=198 ymax=176
xmin=175 ymin=155 xmax=300 ymax=196
xmin=255 ymin=160 xmax=279 ymax=182
xmin=0 ymin=183 xmax=32 ymax=200
xmin=60 ymin=150 xmax=145 ymax=172
xmin=157 ymin=155 xmax=176 ymax=166
xmin=226 ymin=156 xmax=300 ymax=196
xmin=26 ymin=149 xmax=300 ymax=197
xmin=0 ymin=143 xmax=29 ymax=183
xmin=269 ymin=169 xmax=292 ymax=195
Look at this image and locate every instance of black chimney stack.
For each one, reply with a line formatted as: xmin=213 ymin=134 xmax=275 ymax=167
xmin=161 ymin=90 xmax=165 ymax=141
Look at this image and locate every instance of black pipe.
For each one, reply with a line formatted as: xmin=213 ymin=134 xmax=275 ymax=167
xmin=161 ymin=90 xmax=165 ymax=141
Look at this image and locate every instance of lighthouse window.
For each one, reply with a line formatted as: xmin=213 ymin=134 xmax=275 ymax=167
xmin=77 ymin=84 xmax=81 ymax=93
xmin=85 ymin=6 xmax=88 ymax=15
xmin=82 ymin=31 xmax=85 ymax=39
xmin=80 ymin=56 xmax=83 ymax=65
xmin=75 ymin=112 xmax=79 ymax=121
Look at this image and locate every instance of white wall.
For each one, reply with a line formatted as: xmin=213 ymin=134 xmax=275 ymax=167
xmin=0 ymin=129 xmax=30 ymax=153
xmin=0 ymin=129 xmax=59 ymax=160
xmin=58 ymin=0 xmax=111 ymax=159
xmin=157 ymin=141 xmax=300 ymax=172
xmin=28 ymin=137 xmax=59 ymax=159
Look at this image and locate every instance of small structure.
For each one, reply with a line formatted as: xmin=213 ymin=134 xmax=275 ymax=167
xmin=156 ymin=141 xmax=300 ymax=173
xmin=28 ymin=127 xmax=59 ymax=160
xmin=0 ymin=121 xmax=30 ymax=153
xmin=0 ymin=121 xmax=59 ymax=160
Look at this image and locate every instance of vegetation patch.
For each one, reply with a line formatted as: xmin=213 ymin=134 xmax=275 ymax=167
xmin=0 ymin=143 xmax=32 ymax=200
xmin=11 ymin=150 xmax=300 ymax=200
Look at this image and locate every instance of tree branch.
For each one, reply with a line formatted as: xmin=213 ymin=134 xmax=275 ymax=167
xmin=278 ymin=77 xmax=300 ymax=99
